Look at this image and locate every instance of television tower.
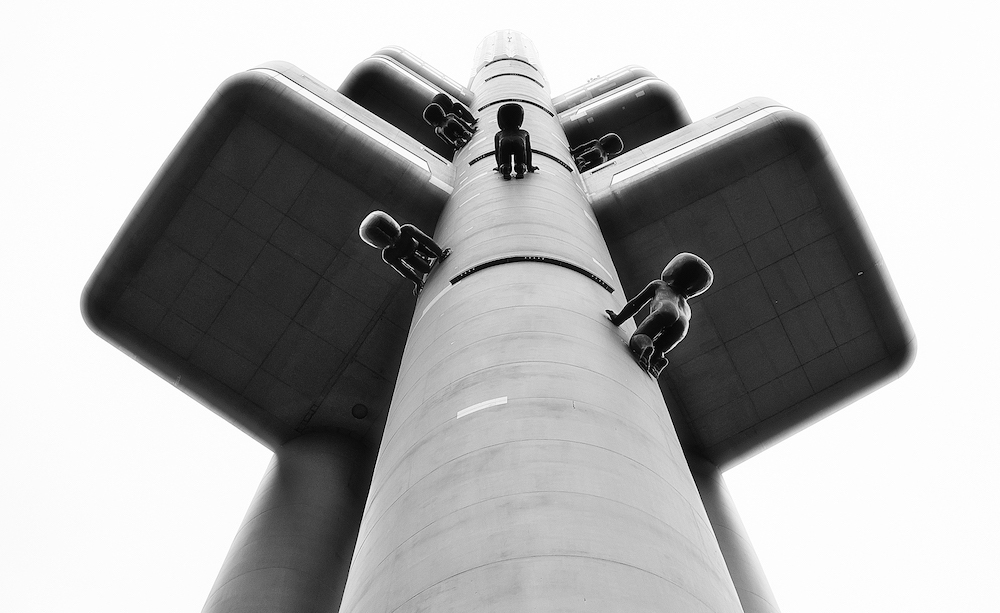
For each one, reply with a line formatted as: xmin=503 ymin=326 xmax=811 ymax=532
xmin=84 ymin=31 xmax=912 ymax=613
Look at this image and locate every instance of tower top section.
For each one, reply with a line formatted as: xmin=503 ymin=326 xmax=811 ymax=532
xmin=472 ymin=30 xmax=542 ymax=77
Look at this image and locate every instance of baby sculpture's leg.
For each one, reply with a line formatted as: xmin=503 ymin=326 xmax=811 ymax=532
xmin=512 ymin=146 xmax=527 ymax=179
xmin=628 ymin=334 xmax=654 ymax=370
xmin=648 ymin=354 xmax=669 ymax=377
xmin=630 ymin=320 xmax=659 ymax=371
xmin=405 ymin=253 xmax=431 ymax=275
xmin=498 ymin=138 xmax=513 ymax=179
xmin=647 ymin=312 xmax=687 ymax=376
xmin=633 ymin=309 xmax=679 ymax=373
xmin=651 ymin=318 xmax=685 ymax=357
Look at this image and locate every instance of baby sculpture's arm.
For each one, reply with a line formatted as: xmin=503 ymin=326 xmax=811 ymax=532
xmin=606 ymin=281 xmax=658 ymax=326
xmin=400 ymin=224 xmax=446 ymax=259
xmin=453 ymin=101 xmax=476 ymax=125
xmin=524 ymin=131 xmax=535 ymax=171
xmin=446 ymin=116 xmax=472 ymax=143
xmin=452 ymin=113 xmax=475 ymax=135
xmin=570 ymin=139 xmax=596 ymax=158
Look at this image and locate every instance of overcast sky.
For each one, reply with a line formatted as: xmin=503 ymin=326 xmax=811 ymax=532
xmin=2 ymin=1 xmax=997 ymax=611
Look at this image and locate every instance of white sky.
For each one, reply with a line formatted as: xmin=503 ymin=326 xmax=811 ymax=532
xmin=2 ymin=1 xmax=997 ymax=611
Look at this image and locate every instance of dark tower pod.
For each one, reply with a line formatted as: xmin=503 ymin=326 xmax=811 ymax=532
xmin=83 ymin=31 xmax=912 ymax=613
xmin=552 ymin=65 xmax=657 ymax=113
xmin=375 ymin=45 xmax=474 ymax=108
xmin=559 ymin=77 xmax=691 ymax=157
xmin=339 ymin=54 xmax=460 ymax=160
xmin=584 ymin=97 xmax=914 ymax=466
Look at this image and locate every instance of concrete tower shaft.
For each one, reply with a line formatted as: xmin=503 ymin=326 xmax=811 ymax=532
xmin=472 ymin=29 xmax=542 ymax=77
xmin=338 ymin=33 xmax=743 ymax=612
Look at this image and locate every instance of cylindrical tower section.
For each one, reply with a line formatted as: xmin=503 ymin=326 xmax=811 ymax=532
xmin=202 ymin=433 xmax=366 ymax=613
xmin=339 ymin=32 xmax=743 ymax=612
xmin=688 ymin=454 xmax=782 ymax=613
xmin=471 ymin=29 xmax=542 ymax=78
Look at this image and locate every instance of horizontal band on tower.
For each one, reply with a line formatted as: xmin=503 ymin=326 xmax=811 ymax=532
xmin=468 ymin=149 xmax=574 ymax=173
xmin=532 ymin=150 xmax=574 ymax=172
xmin=477 ymin=98 xmax=554 ymax=116
xmin=483 ymin=57 xmax=539 ymax=72
xmin=467 ymin=151 xmax=495 ymax=166
xmin=484 ymin=73 xmax=544 ymax=87
xmin=450 ymin=256 xmax=615 ymax=293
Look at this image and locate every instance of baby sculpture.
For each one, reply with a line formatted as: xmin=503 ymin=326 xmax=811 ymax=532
xmin=571 ymin=133 xmax=624 ymax=172
xmin=423 ymin=103 xmax=474 ymax=150
xmin=359 ymin=211 xmax=450 ymax=295
xmin=493 ymin=103 xmax=538 ymax=180
xmin=431 ymin=93 xmax=477 ymax=129
xmin=606 ymin=252 xmax=714 ymax=377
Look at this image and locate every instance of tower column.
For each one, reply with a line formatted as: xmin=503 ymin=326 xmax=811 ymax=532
xmin=688 ymin=454 xmax=782 ymax=613
xmin=338 ymin=31 xmax=744 ymax=612
xmin=202 ymin=432 xmax=367 ymax=613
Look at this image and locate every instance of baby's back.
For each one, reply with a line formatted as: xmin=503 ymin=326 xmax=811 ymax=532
xmin=648 ymin=281 xmax=691 ymax=321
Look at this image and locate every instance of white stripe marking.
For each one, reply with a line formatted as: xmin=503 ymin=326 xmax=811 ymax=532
xmin=591 ymin=257 xmax=611 ymax=277
xmin=458 ymin=192 xmax=482 ymax=208
xmin=457 ymin=396 xmax=508 ymax=419
xmin=416 ymin=283 xmax=453 ymax=326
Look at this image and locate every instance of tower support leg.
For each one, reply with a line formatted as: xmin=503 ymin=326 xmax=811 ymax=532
xmin=688 ymin=454 xmax=781 ymax=613
xmin=202 ymin=432 xmax=366 ymax=613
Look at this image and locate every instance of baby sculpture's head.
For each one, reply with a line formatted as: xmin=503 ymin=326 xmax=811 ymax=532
xmin=598 ymin=133 xmax=624 ymax=156
xmin=422 ymin=103 xmax=446 ymax=127
xmin=431 ymin=93 xmax=452 ymax=111
xmin=497 ymin=103 xmax=524 ymax=131
xmin=661 ymin=253 xmax=714 ymax=298
xmin=359 ymin=210 xmax=402 ymax=249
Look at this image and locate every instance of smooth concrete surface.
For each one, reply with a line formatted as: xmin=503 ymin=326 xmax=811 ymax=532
xmin=203 ymin=432 xmax=367 ymax=613
xmin=337 ymin=31 xmax=744 ymax=613
xmin=688 ymin=454 xmax=781 ymax=613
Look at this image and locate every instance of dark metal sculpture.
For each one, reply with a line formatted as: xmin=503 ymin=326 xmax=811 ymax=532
xmin=571 ymin=133 xmax=623 ymax=172
xmin=432 ymin=93 xmax=477 ymax=129
xmin=359 ymin=211 xmax=450 ymax=294
xmin=493 ymin=103 xmax=537 ymax=180
xmin=422 ymin=103 xmax=474 ymax=150
xmin=606 ymin=252 xmax=713 ymax=377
